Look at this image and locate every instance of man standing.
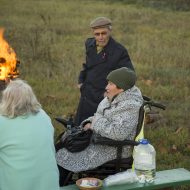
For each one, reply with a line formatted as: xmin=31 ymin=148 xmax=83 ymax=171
xmin=75 ymin=16 xmax=134 ymax=126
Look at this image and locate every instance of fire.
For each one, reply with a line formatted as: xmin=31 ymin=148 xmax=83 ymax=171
xmin=0 ymin=28 xmax=19 ymax=81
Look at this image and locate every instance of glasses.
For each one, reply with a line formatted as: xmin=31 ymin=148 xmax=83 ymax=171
xmin=94 ymin=31 xmax=108 ymax=37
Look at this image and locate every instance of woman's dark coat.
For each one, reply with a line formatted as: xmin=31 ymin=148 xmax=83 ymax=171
xmin=75 ymin=37 xmax=134 ymax=126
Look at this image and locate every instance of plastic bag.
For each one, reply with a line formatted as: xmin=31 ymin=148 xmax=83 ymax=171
xmin=104 ymin=169 xmax=138 ymax=186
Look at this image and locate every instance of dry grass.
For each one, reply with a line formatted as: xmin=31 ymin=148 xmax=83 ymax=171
xmin=0 ymin=1 xmax=190 ymax=188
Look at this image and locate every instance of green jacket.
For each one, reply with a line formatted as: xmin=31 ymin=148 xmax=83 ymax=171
xmin=0 ymin=109 xmax=59 ymax=190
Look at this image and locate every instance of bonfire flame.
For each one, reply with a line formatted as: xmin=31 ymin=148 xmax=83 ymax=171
xmin=0 ymin=28 xmax=19 ymax=81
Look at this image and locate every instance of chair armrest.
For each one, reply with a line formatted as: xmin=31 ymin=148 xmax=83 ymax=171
xmin=92 ymin=135 xmax=139 ymax=146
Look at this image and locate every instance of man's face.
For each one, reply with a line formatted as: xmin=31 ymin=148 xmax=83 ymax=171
xmin=93 ymin=27 xmax=111 ymax=47
xmin=105 ymin=81 xmax=124 ymax=100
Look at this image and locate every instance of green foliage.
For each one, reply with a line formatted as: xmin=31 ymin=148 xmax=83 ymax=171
xmin=0 ymin=0 xmax=190 ymax=185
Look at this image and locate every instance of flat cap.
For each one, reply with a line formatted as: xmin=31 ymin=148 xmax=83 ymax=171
xmin=90 ymin=17 xmax=112 ymax=29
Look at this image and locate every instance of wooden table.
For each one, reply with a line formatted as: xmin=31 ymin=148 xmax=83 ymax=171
xmin=60 ymin=168 xmax=190 ymax=190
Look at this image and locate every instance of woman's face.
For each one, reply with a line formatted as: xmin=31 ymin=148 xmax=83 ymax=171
xmin=105 ymin=81 xmax=124 ymax=100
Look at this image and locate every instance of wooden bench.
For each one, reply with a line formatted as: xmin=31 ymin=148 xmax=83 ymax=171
xmin=60 ymin=168 xmax=190 ymax=190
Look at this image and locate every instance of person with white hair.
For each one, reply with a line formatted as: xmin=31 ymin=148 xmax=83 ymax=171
xmin=0 ymin=79 xmax=59 ymax=190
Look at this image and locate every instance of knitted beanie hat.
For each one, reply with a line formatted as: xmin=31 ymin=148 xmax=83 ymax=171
xmin=107 ymin=67 xmax=136 ymax=91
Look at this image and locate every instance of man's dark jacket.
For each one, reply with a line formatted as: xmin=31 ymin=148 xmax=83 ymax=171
xmin=74 ymin=37 xmax=134 ymax=126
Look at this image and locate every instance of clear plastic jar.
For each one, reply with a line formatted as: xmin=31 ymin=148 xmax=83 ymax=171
xmin=134 ymin=139 xmax=156 ymax=183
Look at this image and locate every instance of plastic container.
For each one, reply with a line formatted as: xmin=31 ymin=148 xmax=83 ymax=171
xmin=133 ymin=139 xmax=156 ymax=183
xmin=104 ymin=169 xmax=138 ymax=186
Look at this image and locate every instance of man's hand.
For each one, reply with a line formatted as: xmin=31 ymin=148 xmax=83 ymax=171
xmin=77 ymin=83 xmax=83 ymax=89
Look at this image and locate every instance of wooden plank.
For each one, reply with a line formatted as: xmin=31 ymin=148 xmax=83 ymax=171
xmin=60 ymin=168 xmax=190 ymax=190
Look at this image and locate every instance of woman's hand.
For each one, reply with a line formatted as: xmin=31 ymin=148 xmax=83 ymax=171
xmin=83 ymin=123 xmax=92 ymax=131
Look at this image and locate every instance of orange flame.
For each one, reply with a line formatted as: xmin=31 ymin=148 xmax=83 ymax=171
xmin=0 ymin=28 xmax=19 ymax=81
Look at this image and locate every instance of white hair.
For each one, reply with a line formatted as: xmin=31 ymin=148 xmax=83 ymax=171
xmin=0 ymin=79 xmax=41 ymax=118
xmin=108 ymin=25 xmax=112 ymax=30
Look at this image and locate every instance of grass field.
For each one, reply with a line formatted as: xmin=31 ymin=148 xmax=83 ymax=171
xmin=0 ymin=0 xmax=190 ymax=188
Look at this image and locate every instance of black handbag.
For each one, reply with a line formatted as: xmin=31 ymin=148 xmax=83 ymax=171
xmin=55 ymin=127 xmax=93 ymax=153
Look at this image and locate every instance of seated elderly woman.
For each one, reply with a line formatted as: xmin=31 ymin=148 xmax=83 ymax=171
xmin=56 ymin=67 xmax=143 ymax=186
xmin=0 ymin=79 xmax=59 ymax=190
